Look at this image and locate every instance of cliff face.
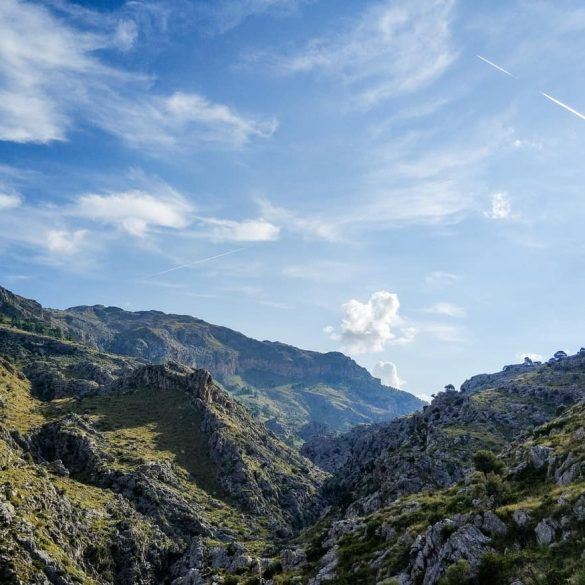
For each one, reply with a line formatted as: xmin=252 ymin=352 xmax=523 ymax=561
xmin=0 ymin=285 xmax=424 ymax=440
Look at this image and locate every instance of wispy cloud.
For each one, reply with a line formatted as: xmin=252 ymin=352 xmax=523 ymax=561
xmin=255 ymin=0 xmax=457 ymax=108
xmin=425 ymin=271 xmax=461 ymax=288
xmin=199 ymin=0 xmax=308 ymax=34
xmin=46 ymin=229 xmax=88 ymax=254
xmin=197 ymin=217 xmax=280 ymax=242
xmin=424 ymin=302 xmax=466 ymax=318
xmin=0 ymin=0 xmax=275 ymax=149
xmin=0 ymin=193 xmax=22 ymax=210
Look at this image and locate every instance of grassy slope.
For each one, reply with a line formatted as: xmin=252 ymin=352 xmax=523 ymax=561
xmin=0 ymin=356 xmax=272 ymax=584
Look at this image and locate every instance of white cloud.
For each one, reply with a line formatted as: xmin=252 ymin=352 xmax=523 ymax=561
xmin=74 ymin=189 xmax=193 ymax=236
xmin=97 ymin=92 xmax=277 ymax=151
xmin=326 ymin=291 xmax=415 ymax=354
xmin=113 ymin=18 xmax=138 ymax=51
xmin=269 ymin=0 xmax=457 ymax=108
xmin=46 ymin=229 xmax=88 ymax=254
xmin=372 ymin=361 xmax=405 ymax=389
xmin=202 ymin=218 xmax=280 ymax=241
xmin=257 ymin=198 xmax=341 ymax=242
xmin=0 ymin=0 xmax=275 ymax=150
xmin=200 ymin=0 xmax=306 ymax=34
xmin=0 ymin=193 xmax=22 ymax=210
xmin=424 ymin=302 xmax=466 ymax=318
xmin=485 ymin=192 xmax=512 ymax=220
xmin=256 ymin=118 xmax=512 ymax=241
xmin=511 ymin=138 xmax=543 ymax=151
xmin=425 ymin=271 xmax=461 ymax=288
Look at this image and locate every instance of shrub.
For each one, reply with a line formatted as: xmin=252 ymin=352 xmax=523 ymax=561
xmin=476 ymin=552 xmax=512 ymax=585
xmin=438 ymin=560 xmax=471 ymax=585
xmin=473 ymin=450 xmax=504 ymax=475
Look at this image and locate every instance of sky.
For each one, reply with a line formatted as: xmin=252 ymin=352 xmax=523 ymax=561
xmin=1 ymin=0 xmax=585 ymax=400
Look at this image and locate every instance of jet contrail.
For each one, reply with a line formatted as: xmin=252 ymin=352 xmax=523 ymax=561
xmin=540 ymin=92 xmax=585 ymax=122
xmin=145 ymin=247 xmax=246 ymax=279
xmin=477 ymin=55 xmax=514 ymax=77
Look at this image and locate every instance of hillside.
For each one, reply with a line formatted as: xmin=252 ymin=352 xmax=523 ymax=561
xmin=0 ymin=336 xmax=326 ymax=583
xmin=1 ymin=288 xmax=584 ymax=584
xmin=262 ymin=351 xmax=585 ymax=584
xmin=0 ymin=285 xmax=423 ymax=441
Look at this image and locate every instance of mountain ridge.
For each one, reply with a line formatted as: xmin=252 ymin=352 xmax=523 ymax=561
xmin=0 ymin=284 xmax=424 ymax=441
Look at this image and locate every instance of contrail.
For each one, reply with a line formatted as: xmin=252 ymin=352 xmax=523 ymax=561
xmin=145 ymin=247 xmax=246 ymax=279
xmin=477 ymin=55 xmax=514 ymax=77
xmin=540 ymin=92 xmax=585 ymax=122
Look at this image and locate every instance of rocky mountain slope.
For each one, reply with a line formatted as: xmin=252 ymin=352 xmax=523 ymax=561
xmin=267 ymin=352 xmax=585 ymax=584
xmin=0 ymin=327 xmax=326 ymax=583
xmin=1 ymin=286 xmax=584 ymax=584
xmin=0 ymin=285 xmax=423 ymax=441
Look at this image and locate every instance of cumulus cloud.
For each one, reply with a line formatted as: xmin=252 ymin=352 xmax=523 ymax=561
xmin=0 ymin=0 xmax=275 ymax=149
xmin=46 ymin=229 xmax=88 ymax=254
xmin=202 ymin=218 xmax=280 ymax=241
xmin=372 ymin=361 xmax=405 ymax=389
xmin=74 ymin=189 xmax=193 ymax=237
xmin=0 ymin=193 xmax=22 ymax=210
xmin=326 ymin=291 xmax=415 ymax=354
xmin=424 ymin=302 xmax=466 ymax=318
xmin=485 ymin=192 xmax=512 ymax=220
xmin=264 ymin=0 xmax=456 ymax=108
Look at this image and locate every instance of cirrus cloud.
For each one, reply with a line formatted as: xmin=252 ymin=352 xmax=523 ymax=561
xmin=260 ymin=0 xmax=457 ymax=108
xmin=0 ymin=0 xmax=276 ymax=150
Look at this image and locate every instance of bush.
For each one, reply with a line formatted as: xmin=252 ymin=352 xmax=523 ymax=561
xmin=473 ymin=450 xmax=504 ymax=475
xmin=476 ymin=552 xmax=512 ymax=585
xmin=438 ymin=560 xmax=471 ymax=585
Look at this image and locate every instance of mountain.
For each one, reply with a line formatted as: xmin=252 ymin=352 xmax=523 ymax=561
xmin=0 ymin=284 xmax=424 ymax=441
xmin=0 ymin=333 xmax=325 ymax=583
xmin=1 ymin=285 xmax=584 ymax=584
xmin=275 ymin=351 xmax=585 ymax=584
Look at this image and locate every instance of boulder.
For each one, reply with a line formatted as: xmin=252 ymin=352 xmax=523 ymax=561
xmin=535 ymin=518 xmax=559 ymax=546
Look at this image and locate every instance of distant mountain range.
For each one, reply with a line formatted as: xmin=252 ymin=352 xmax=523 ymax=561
xmin=0 ymin=284 xmax=424 ymax=441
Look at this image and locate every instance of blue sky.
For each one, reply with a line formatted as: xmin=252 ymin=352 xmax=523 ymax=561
xmin=1 ymin=0 xmax=585 ymax=399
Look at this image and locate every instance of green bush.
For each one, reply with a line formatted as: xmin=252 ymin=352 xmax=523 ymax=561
xmin=473 ymin=450 xmax=505 ymax=475
xmin=476 ymin=552 xmax=512 ymax=585
xmin=438 ymin=560 xmax=471 ymax=584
